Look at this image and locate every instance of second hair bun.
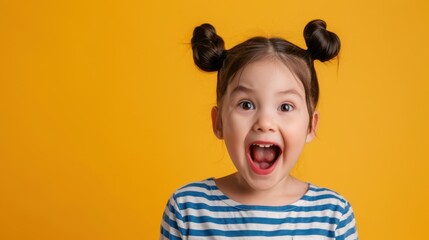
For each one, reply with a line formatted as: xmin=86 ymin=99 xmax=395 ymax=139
xmin=304 ymin=19 xmax=341 ymax=62
xmin=191 ymin=23 xmax=226 ymax=72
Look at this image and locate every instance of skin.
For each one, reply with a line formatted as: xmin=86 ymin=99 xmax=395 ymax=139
xmin=212 ymin=57 xmax=319 ymax=206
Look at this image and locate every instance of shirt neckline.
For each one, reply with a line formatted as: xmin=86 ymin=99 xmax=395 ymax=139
xmin=205 ymin=177 xmax=314 ymax=212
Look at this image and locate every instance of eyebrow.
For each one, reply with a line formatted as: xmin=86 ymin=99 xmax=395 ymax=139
xmin=230 ymin=85 xmax=305 ymax=99
xmin=230 ymin=85 xmax=253 ymax=96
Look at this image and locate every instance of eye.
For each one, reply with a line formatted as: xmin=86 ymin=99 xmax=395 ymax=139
xmin=238 ymin=101 xmax=255 ymax=110
xmin=280 ymin=103 xmax=294 ymax=112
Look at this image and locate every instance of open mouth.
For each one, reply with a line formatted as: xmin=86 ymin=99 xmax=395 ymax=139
xmin=249 ymin=143 xmax=282 ymax=172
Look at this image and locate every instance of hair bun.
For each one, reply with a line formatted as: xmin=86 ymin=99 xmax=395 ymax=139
xmin=191 ymin=23 xmax=226 ymax=72
xmin=304 ymin=19 xmax=341 ymax=62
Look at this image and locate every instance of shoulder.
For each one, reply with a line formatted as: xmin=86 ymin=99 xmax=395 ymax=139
xmin=173 ymin=178 xmax=216 ymax=197
xmin=304 ymin=183 xmax=354 ymax=215
xmin=169 ymin=178 xmax=223 ymax=206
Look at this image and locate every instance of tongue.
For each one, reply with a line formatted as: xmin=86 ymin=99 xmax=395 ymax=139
xmin=257 ymin=162 xmax=271 ymax=169
xmin=253 ymin=146 xmax=277 ymax=163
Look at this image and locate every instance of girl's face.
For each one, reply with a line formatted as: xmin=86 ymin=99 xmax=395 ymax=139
xmin=212 ymin=58 xmax=318 ymax=191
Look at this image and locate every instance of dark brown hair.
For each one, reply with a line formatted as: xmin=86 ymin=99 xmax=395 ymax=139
xmin=191 ymin=20 xmax=340 ymax=130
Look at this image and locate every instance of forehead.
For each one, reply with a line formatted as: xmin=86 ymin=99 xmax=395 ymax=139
xmin=228 ymin=57 xmax=306 ymax=94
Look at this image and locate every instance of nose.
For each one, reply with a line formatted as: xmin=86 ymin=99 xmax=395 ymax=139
xmin=252 ymin=109 xmax=277 ymax=133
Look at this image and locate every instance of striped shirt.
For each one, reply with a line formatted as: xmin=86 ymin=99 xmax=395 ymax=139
xmin=161 ymin=178 xmax=357 ymax=240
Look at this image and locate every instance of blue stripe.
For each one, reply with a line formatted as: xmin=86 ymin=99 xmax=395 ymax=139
xmin=162 ymin=213 xmax=179 ymax=231
xmin=175 ymin=190 xmax=229 ymax=201
xmin=164 ymin=198 xmax=188 ymax=237
xmin=301 ymin=193 xmax=346 ymax=204
xmin=184 ymin=214 xmax=339 ymax=225
xmin=337 ymin=206 xmax=355 ymax=229
xmin=337 ymin=225 xmax=357 ymax=239
xmin=179 ymin=202 xmax=345 ymax=213
xmin=160 ymin=226 xmax=182 ymax=240
xmin=309 ymin=186 xmax=337 ymax=193
xmin=179 ymin=181 xmax=214 ymax=191
xmin=167 ymin=200 xmax=184 ymax=221
xmin=186 ymin=228 xmax=335 ymax=237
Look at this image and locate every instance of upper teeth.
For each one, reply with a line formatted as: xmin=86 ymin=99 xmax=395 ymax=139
xmin=253 ymin=144 xmax=274 ymax=148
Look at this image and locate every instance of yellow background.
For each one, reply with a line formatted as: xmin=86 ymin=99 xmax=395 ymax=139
xmin=1 ymin=0 xmax=428 ymax=239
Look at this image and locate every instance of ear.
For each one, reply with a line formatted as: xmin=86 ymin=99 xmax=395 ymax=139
xmin=211 ymin=106 xmax=223 ymax=139
xmin=306 ymin=111 xmax=319 ymax=143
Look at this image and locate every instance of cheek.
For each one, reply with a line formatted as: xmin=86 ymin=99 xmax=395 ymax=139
xmin=221 ymin=113 xmax=252 ymax=153
xmin=282 ymin=118 xmax=311 ymax=146
xmin=222 ymin=115 xmax=243 ymax=140
xmin=221 ymin=106 xmax=238 ymax=128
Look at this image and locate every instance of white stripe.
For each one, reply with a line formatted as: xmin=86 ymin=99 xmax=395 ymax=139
xmin=336 ymin=217 xmax=357 ymax=236
xmin=160 ymin=219 xmax=181 ymax=239
xmin=181 ymin=205 xmax=342 ymax=219
xmin=187 ymin=235 xmax=332 ymax=240
xmin=172 ymin=220 xmax=335 ymax=232
xmin=176 ymin=192 xmax=346 ymax=209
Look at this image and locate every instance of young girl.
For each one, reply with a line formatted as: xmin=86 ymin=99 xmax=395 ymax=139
xmin=161 ymin=19 xmax=358 ymax=239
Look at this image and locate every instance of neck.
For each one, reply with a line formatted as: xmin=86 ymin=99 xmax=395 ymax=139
xmin=216 ymin=173 xmax=308 ymax=206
